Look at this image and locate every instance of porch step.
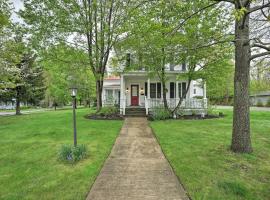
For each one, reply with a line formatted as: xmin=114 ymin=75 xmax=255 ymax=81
xmin=125 ymin=107 xmax=146 ymax=117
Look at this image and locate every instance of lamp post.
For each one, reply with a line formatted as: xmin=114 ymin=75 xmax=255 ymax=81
xmin=70 ymin=88 xmax=78 ymax=147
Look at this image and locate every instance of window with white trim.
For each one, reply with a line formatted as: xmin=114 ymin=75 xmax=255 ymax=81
xmin=150 ymin=82 xmax=161 ymax=98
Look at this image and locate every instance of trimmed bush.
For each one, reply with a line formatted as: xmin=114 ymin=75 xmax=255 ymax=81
xmin=256 ymin=100 xmax=264 ymax=107
xmin=97 ymin=106 xmax=118 ymax=117
xmin=152 ymin=108 xmax=171 ymax=120
xmin=58 ymin=144 xmax=87 ymax=163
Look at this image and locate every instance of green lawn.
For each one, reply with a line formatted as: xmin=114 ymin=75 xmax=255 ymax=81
xmin=151 ymin=110 xmax=270 ymax=200
xmin=0 ymin=108 xmax=123 ymax=200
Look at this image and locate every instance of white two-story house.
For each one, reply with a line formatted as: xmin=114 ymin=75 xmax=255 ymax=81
xmin=102 ymin=63 xmax=207 ymax=116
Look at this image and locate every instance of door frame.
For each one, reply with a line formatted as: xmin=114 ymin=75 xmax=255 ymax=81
xmin=130 ymin=84 xmax=139 ymax=106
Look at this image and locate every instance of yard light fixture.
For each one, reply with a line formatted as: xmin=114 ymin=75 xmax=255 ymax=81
xmin=70 ymin=87 xmax=78 ymax=147
xmin=70 ymin=88 xmax=77 ymax=98
xmin=126 ymin=87 xmax=129 ymax=93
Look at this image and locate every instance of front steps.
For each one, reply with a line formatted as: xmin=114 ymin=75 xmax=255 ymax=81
xmin=125 ymin=107 xmax=146 ymax=117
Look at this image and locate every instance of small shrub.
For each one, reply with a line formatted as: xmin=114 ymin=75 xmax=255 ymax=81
xmin=97 ymin=106 xmax=118 ymax=116
xmin=256 ymin=100 xmax=264 ymax=107
xmin=152 ymin=108 xmax=171 ymax=120
xmin=58 ymin=144 xmax=87 ymax=163
xmin=266 ymin=98 xmax=270 ymax=107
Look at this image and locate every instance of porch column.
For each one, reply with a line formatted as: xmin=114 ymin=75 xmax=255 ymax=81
xmin=203 ymin=81 xmax=207 ymax=99
xmin=203 ymin=81 xmax=207 ymax=109
xmin=113 ymin=89 xmax=115 ymax=104
xmin=120 ymin=75 xmax=125 ymax=115
xmin=147 ymin=78 xmax=150 ymax=99
xmin=146 ymin=78 xmax=150 ymax=115
xmin=176 ymin=81 xmax=179 ymax=107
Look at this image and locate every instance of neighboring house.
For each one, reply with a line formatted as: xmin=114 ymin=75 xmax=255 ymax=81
xmin=250 ymin=91 xmax=270 ymax=106
xmin=103 ymin=65 xmax=207 ymax=116
xmin=0 ymin=101 xmax=15 ymax=110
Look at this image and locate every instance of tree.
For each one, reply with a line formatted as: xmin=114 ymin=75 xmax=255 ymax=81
xmin=41 ymin=44 xmax=96 ymax=109
xmin=205 ymin=60 xmax=234 ymax=104
xmin=211 ymin=0 xmax=270 ymax=153
xmin=21 ymin=0 xmax=132 ymax=111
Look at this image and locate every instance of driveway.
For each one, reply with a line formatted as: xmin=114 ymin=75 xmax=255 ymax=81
xmin=215 ymin=105 xmax=270 ymax=112
xmin=86 ymin=117 xmax=189 ymax=200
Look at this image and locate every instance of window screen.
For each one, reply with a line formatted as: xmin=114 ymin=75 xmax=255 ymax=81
xmin=170 ymin=82 xmax=175 ymax=98
xmin=157 ymin=83 xmax=161 ymax=98
xmin=182 ymin=82 xmax=187 ymax=98
xmin=178 ymin=83 xmax=182 ymax=98
xmin=150 ymin=83 xmax=156 ymax=98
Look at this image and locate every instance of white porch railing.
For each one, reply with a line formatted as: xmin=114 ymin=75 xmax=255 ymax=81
xmin=103 ymin=97 xmax=120 ymax=106
xmin=146 ymin=98 xmax=208 ymax=110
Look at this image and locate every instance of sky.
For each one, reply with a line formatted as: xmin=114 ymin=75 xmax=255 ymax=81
xmin=10 ymin=0 xmax=24 ymax=23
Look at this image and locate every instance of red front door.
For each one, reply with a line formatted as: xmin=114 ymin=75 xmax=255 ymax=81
xmin=131 ymin=85 xmax=139 ymax=106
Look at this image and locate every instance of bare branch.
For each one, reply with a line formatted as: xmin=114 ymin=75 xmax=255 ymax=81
xmin=251 ymin=51 xmax=270 ymax=60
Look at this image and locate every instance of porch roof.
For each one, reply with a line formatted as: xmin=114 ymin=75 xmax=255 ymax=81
xmin=122 ymin=70 xmax=184 ymax=77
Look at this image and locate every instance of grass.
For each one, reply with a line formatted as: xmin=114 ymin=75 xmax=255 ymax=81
xmin=150 ymin=110 xmax=270 ymax=200
xmin=0 ymin=108 xmax=123 ymax=200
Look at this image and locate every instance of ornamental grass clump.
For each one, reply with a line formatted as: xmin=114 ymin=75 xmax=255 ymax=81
xmin=58 ymin=144 xmax=87 ymax=163
xmin=152 ymin=108 xmax=172 ymax=120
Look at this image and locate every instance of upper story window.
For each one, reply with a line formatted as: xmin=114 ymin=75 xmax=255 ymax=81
xmin=182 ymin=62 xmax=186 ymax=71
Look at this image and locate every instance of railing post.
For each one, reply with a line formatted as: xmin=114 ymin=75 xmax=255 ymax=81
xmin=123 ymin=98 xmax=126 ymax=115
xmin=145 ymin=97 xmax=148 ymax=115
xmin=203 ymin=81 xmax=207 ymax=110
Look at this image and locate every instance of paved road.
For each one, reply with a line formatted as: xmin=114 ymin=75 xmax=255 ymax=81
xmin=214 ymin=105 xmax=270 ymax=112
xmin=0 ymin=109 xmax=51 ymax=116
xmin=86 ymin=117 xmax=189 ymax=200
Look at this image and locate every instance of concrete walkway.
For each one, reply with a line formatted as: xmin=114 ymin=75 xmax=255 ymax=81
xmin=86 ymin=117 xmax=189 ymax=200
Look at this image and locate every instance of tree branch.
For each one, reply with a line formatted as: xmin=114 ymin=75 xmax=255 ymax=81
xmin=251 ymin=51 xmax=270 ymax=60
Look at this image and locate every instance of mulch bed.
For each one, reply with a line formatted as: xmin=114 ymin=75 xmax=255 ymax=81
xmin=85 ymin=114 xmax=124 ymax=120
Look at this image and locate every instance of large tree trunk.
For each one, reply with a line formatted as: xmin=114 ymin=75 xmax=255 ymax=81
xmin=96 ymin=79 xmax=103 ymax=111
xmin=15 ymin=87 xmax=21 ymax=115
xmin=231 ymin=3 xmax=252 ymax=153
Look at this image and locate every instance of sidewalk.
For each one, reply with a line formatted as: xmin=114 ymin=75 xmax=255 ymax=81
xmin=86 ymin=117 xmax=189 ymax=200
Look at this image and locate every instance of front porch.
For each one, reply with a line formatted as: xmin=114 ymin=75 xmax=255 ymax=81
xmin=119 ymin=72 xmax=207 ymax=116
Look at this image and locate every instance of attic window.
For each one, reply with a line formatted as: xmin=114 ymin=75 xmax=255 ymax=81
xmin=126 ymin=53 xmax=131 ymax=68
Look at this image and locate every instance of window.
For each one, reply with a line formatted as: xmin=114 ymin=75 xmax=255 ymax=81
xmin=106 ymin=90 xmax=113 ymax=100
xmin=149 ymin=82 xmax=161 ymax=98
xmin=157 ymin=83 xmax=161 ymax=98
xmin=194 ymin=88 xmax=196 ymax=94
xmin=150 ymin=83 xmax=156 ymax=98
xmin=182 ymin=62 xmax=186 ymax=71
xmin=126 ymin=53 xmax=131 ymax=68
xmin=178 ymin=83 xmax=182 ymax=98
xmin=178 ymin=82 xmax=187 ymax=98
xmin=170 ymin=82 xmax=175 ymax=98
xmin=182 ymin=82 xmax=187 ymax=97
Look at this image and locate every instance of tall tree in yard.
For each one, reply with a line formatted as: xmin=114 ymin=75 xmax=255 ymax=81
xmin=21 ymin=0 xmax=131 ymax=111
xmin=115 ymin=0 xmax=232 ymax=112
xmin=213 ymin=0 xmax=270 ymax=153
